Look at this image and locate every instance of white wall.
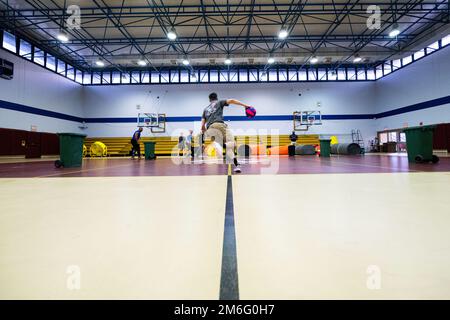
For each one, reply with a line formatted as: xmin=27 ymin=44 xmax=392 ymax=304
xmin=0 ymin=50 xmax=84 ymax=133
xmin=83 ymin=81 xmax=376 ymax=144
xmin=374 ymin=45 xmax=450 ymax=131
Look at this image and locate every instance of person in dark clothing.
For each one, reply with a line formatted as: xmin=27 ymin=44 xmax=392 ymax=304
xmin=131 ymin=127 xmax=143 ymax=159
xmin=289 ymin=131 xmax=298 ymax=145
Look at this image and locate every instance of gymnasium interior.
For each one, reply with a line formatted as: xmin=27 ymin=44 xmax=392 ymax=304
xmin=1 ymin=1 xmax=450 ymax=301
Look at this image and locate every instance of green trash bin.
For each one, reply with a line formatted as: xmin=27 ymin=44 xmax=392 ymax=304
xmin=55 ymin=133 xmax=87 ymax=168
xmin=319 ymin=139 xmax=331 ymax=157
xmin=144 ymin=141 xmax=157 ymax=160
xmin=403 ymin=125 xmax=439 ymax=163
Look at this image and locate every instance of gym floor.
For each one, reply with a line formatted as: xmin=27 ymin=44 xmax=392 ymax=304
xmin=1 ymin=155 xmax=450 ymax=299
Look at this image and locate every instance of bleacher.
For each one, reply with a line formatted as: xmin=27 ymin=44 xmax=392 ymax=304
xmin=83 ymin=134 xmax=320 ymax=157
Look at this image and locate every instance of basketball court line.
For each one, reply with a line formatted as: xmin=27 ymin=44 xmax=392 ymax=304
xmin=36 ymin=162 xmax=137 ymax=178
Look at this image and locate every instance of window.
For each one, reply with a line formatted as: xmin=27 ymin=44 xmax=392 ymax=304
xmin=414 ymin=49 xmax=425 ymax=60
xmin=347 ymin=68 xmax=356 ymax=80
xmin=112 ymin=72 xmax=121 ymax=84
xmin=402 ymin=55 xmax=412 ymax=66
xmin=383 ymin=62 xmax=392 ymax=75
xmin=219 ymin=70 xmax=229 ymax=82
xmin=75 ymin=70 xmax=83 ymax=84
xmin=83 ymin=73 xmax=92 ymax=85
xmin=199 ymin=70 xmax=208 ymax=82
xmin=151 ymin=72 xmax=160 ymax=83
xmin=170 ymin=70 xmax=179 ymax=83
xmin=426 ymin=41 xmax=439 ymax=53
xmin=67 ymin=65 xmax=75 ymax=80
xmin=268 ymin=70 xmax=277 ymax=81
xmin=399 ymin=132 xmax=406 ymax=143
xmin=34 ymin=47 xmax=45 ymax=66
xmin=388 ymin=132 xmax=398 ymax=142
xmin=288 ymin=69 xmax=297 ymax=81
xmin=160 ymin=71 xmax=169 ymax=83
xmin=442 ymin=34 xmax=450 ymax=47
xmin=229 ymin=70 xmax=238 ymax=82
xmin=180 ymin=70 xmax=189 ymax=83
xmin=392 ymin=59 xmax=401 ymax=70
xmin=102 ymin=71 xmax=110 ymax=84
xmin=308 ymin=68 xmax=317 ymax=80
xmin=46 ymin=54 xmax=56 ymax=71
xmin=379 ymin=133 xmax=388 ymax=144
xmin=317 ymin=69 xmax=326 ymax=81
xmin=239 ymin=70 xmax=248 ymax=82
xmin=356 ymin=68 xmax=366 ymax=80
xmin=210 ymin=70 xmax=218 ymax=82
xmin=298 ymin=70 xmax=307 ymax=81
xmin=327 ymin=70 xmax=337 ymax=80
xmin=57 ymin=60 xmax=66 ymax=76
xmin=92 ymin=72 xmax=101 ymax=84
xmin=367 ymin=69 xmax=375 ymax=80
xmin=2 ymin=31 xmax=16 ymax=52
xmin=19 ymin=39 xmax=32 ymax=60
xmin=279 ymin=69 xmax=287 ymax=81
xmin=131 ymin=71 xmax=140 ymax=83
xmin=337 ymin=69 xmax=346 ymax=80
xmin=190 ymin=71 xmax=198 ymax=82
xmin=122 ymin=72 xmax=130 ymax=84
xmin=141 ymin=72 xmax=150 ymax=83
xmin=249 ymin=69 xmax=258 ymax=82
xmin=259 ymin=70 xmax=268 ymax=82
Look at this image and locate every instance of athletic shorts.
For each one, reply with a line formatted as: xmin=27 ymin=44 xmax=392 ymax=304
xmin=205 ymin=122 xmax=234 ymax=145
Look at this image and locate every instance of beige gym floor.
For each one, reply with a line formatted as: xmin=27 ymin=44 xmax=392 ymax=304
xmin=1 ymin=172 xmax=450 ymax=299
xmin=0 ymin=176 xmax=226 ymax=299
xmin=233 ymin=172 xmax=450 ymax=299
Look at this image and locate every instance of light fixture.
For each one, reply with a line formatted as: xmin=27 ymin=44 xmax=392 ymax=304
xmin=95 ymin=59 xmax=105 ymax=67
xmin=267 ymin=57 xmax=275 ymax=64
xmin=310 ymin=56 xmax=319 ymax=64
xmin=167 ymin=28 xmax=177 ymax=41
xmin=57 ymin=31 xmax=69 ymax=43
xmin=278 ymin=29 xmax=289 ymax=40
xmin=137 ymin=59 xmax=147 ymax=66
xmin=353 ymin=54 xmax=362 ymax=63
xmin=182 ymin=59 xmax=190 ymax=66
xmin=224 ymin=58 xmax=232 ymax=65
xmin=389 ymin=24 xmax=400 ymax=38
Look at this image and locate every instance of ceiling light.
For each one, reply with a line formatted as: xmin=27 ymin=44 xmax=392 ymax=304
xmin=353 ymin=55 xmax=362 ymax=63
xmin=267 ymin=57 xmax=275 ymax=64
xmin=57 ymin=32 xmax=69 ymax=43
xmin=224 ymin=58 xmax=232 ymax=65
xmin=167 ymin=28 xmax=177 ymax=41
xmin=182 ymin=59 xmax=190 ymax=66
xmin=310 ymin=56 xmax=319 ymax=64
xmin=278 ymin=29 xmax=289 ymax=40
xmin=389 ymin=24 xmax=400 ymax=38
xmin=95 ymin=60 xmax=105 ymax=67
xmin=137 ymin=59 xmax=147 ymax=66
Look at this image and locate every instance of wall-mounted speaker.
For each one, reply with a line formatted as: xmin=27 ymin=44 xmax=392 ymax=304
xmin=0 ymin=58 xmax=14 ymax=80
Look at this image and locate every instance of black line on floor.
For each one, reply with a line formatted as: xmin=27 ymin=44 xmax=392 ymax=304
xmin=219 ymin=175 xmax=239 ymax=300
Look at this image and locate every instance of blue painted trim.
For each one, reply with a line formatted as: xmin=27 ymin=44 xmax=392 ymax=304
xmin=0 ymin=99 xmax=84 ymax=122
xmin=1 ymin=95 xmax=449 ymax=124
xmin=375 ymin=95 xmax=450 ymax=119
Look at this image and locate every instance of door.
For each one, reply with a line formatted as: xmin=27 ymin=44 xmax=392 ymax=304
xmin=25 ymin=131 xmax=42 ymax=159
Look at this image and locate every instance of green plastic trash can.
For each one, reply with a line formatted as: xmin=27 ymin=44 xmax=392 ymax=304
xmin=144 ymin=141 xmax=157 ymax=160
xmin=55 ymin=133 xmax=87 ymax=168
xmin=319 ymin=139 xmax=331 ymax=157
xmin=403 ymin=125 xmax=439 ymax=163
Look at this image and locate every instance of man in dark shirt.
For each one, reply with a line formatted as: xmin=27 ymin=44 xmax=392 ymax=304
xmin=131 ymin=127 xmax=143 ymax=159
xmin=200 ymin=92 xmax=252 ymax=173
xmin=290 ymin=131 xmax=298 ymax=145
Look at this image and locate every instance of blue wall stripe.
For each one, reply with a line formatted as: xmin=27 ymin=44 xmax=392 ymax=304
xmin=375 ymin=95 xmax=450 ymax=119
xmin=0 ymin=99 xmax=84 ymax=122
xmin=1 ymin=95 xmax=449 ymax=124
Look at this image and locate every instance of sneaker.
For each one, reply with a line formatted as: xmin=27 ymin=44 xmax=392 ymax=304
xmin=233 ymin=165 xmax=242 ymax=173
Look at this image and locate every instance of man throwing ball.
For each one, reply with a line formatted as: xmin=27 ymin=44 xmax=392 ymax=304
xmin=200 ymin=92 xmax=252 ymax=173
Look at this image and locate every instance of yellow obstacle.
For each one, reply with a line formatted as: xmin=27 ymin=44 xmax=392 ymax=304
xmin=330 ymin=136 xmax=339 ymax=145
xmin=90 ymin=141 xmax=108 ymax=157
xmin=82 ymin=145 xmax=87 ymax=157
